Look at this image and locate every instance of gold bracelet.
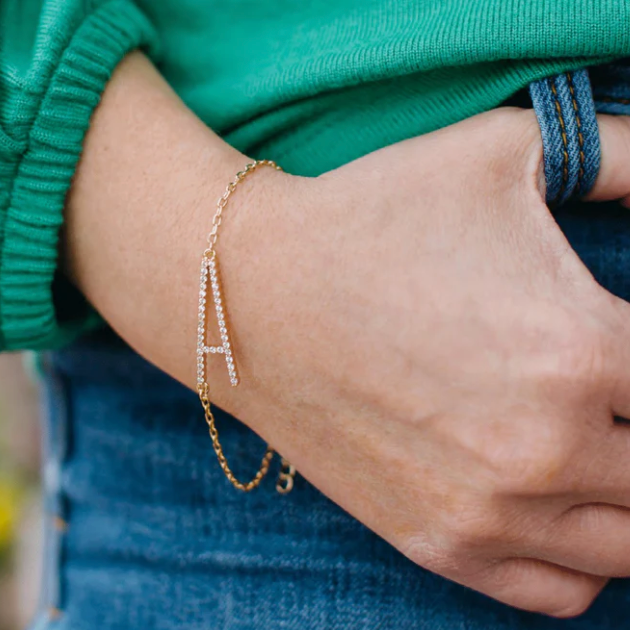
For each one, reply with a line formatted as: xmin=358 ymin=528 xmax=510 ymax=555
xmin=196 ymin=160 xmax=296 ymax=494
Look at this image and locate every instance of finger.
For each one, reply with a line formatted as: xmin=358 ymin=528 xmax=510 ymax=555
xmin=599 ymin=293 xmax=630 ymax=421
xmin=585 ymin=115 xmax=630 ymax=204
xmin=470 ymin=558 xmax=606 ymax=618
xmin=533 ymin=503 xmax=630 ymax=578
xmin=552 ymin=415 xmax=630 ymax=505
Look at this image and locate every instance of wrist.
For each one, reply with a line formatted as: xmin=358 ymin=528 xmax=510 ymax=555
xmin=59 ymin=53 xmax=294 ymax=411
xmin=201 ymin=165 xmax=305 ymax=414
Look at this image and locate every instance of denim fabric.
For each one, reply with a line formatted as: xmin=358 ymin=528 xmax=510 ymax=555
xmin=591 ymin=59 xmax=630 ymax=117
xmin=31 ymin=64 xmax=630 ymax=630
xmin=529 ymin=70 xmax=601 ymax=206
xmin=29 ymin=333 xmax=630 ymax=630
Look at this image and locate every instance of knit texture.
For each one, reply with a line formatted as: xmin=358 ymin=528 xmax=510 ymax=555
xmin=0 ymin=0 xmax=157 ymax=350
xmin=1 ymin=0 xmax=630 ymax=350
xmin=139 ymin=0 xmax=630 ymax=173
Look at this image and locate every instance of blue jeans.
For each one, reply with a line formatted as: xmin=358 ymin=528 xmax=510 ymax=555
xmin=32 ymin=64 xmax=630 ymax=630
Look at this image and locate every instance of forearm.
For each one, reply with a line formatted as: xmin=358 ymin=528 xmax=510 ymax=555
xmin=63 ymin=52 xmax=290 ymax=414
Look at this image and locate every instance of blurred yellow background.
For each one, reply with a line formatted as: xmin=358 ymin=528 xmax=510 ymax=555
xmin=0 ymin=354 xmax=42 ymax=630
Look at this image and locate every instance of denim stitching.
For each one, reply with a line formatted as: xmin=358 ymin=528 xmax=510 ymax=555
xmin=549 ymin=78 xmax=570 ymax=203
xmin=566 ymin=72 xmax=586 ymax=194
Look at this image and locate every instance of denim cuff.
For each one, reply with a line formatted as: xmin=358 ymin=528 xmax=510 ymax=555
xmin=529 ymin=70 xmax=601 ymax=206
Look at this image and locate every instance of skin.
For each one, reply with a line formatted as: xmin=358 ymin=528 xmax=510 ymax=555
xmin=64 ymin=52 xmax=630 ymax=618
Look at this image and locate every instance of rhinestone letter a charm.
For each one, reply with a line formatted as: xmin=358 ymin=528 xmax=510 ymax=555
xmin=197 ymin=251 xmax=239 ymax=387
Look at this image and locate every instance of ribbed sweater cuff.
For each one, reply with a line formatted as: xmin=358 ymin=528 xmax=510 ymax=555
xmin=0 ymin=1 xmax=158 ymax=350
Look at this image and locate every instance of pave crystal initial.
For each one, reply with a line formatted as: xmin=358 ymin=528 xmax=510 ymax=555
xmin=196 ymin=253 xmax=239 ymax=387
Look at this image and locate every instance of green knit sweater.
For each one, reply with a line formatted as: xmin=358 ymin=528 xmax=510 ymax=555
xmin=1 ymin=0 xmax=629 ymax=351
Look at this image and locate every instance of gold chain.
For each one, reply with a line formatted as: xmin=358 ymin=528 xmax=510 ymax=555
xmin=198 ymin=382 xmax=275 ymax=492
xmin=196 ymin=160 xmax=295 ymax=493
xmin=207 ymin=159 xmax=283 ymax=250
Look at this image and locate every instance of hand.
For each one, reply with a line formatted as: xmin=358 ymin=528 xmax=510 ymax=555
xmin=66 ymin=54 xmax=630 ymax=618
xmin=218 ymin=109 xmax=630 ymax=618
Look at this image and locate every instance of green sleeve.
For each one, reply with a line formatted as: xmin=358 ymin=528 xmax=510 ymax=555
xmin=0 ymin=0 xmax=158 ymax=351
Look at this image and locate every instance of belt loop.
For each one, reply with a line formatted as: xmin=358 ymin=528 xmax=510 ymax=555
xmin=529 ymin=70 xmax=601 ymax=207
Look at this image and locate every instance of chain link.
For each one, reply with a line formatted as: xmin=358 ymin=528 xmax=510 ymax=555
xmin=198 ymin=160 xmax=294 ymax=493
xmin=207 ymin=160 xmax=283 ymax=250
xmin=198 ymin=383 xmax=274 ymax=492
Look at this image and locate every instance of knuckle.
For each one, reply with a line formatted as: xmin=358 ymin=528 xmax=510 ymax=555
xmin=403 ymin=536 xmax=453 ymax=574
xmin=484 ymin=108 xmax=540 ymax=148
xmin=440 ymin=503 xmax=507 ymax=552
xmin=401 ymin=502 xmax=507 ymax=572
xmin=402 ymin=532 xmax=489 ymax=584
xmin=488 ymin=109 xmax=542 ymax=169
xmin=559 ymin=331 xmax=605 ymax=386
xmin=477 ymin=109 xmax=542 ymax=185
xmin=459 ymin=413 xmax=572 ymax=496
xmin=538 ymin=309 xmax=606 ymax=391
xmin=490 ymin=430 xmax=573 ymax=495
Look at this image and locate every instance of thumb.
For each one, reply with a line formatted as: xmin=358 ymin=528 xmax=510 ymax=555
xmin=585 ymin=115 xmax=630 ymax=205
